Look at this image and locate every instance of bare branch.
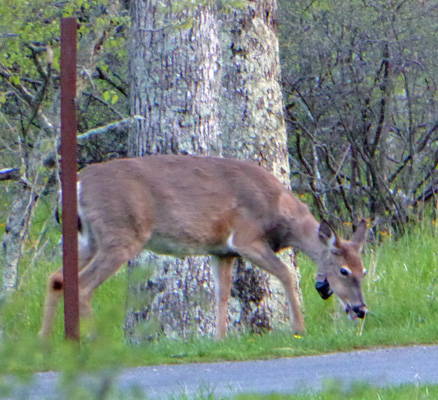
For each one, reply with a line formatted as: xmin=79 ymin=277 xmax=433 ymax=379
xmin=328 ymin=145 xmax=351 ymax=186
xmin=0 ymin=168 xmax=20 ymax=181
xmin=389 ymin=122 xmax=438 ymax=184
xmin=83 ymin=92 xmax=125 ymax=119
xmin=77 ymin=116 xmax=145 ymax=142
xmin=26 ymin=44 xmax=49 ymax=81
xmin=95 ymin=66 xmax=128 ymax=97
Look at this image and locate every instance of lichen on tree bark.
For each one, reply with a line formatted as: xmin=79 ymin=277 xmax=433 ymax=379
xmin=219 ymin=1 xmax=303 ymax=333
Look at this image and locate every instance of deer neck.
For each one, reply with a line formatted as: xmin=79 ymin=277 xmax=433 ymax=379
xmin=290 ymin=214 xmax=326 ymax=269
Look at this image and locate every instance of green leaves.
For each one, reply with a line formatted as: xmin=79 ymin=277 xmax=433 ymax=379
xmin=102 ymin=90 xmax=119 ymax=105
xmin=9 ymin=76 xmax=20 ymax=86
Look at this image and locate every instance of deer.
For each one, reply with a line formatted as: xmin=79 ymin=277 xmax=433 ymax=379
xmin=39 ymin=154 xmax=368 ymax=339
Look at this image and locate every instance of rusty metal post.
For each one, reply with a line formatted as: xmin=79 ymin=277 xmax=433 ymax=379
xmin=60 ymin=17 xmax=79 ymax=341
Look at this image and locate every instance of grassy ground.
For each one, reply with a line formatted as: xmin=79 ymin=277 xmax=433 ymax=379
xmin=232 ymin=384 xmax=438 ymax=400
xmin=1 ymin=205 xmax=438 ymax=397
xmin=1 ymin=218 xmax=438 ymax=374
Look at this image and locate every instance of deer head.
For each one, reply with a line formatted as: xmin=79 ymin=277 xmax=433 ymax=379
xmin=315 ymin=220 xmax=368 ymax=319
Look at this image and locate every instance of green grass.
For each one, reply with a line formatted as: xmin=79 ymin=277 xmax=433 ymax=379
xmin=232 ymin=383 xmax=438 ymax=400
xmin=1 ymin=217 xmax=438 ymax=376
xmin=3 ymin=376 xmax=438 ymax=400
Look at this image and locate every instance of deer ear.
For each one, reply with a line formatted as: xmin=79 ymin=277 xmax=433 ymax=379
xmin=318 ymin=220 xmax=337 ymax=249
xmin=351 ymin=219 xmax=367 ymax=249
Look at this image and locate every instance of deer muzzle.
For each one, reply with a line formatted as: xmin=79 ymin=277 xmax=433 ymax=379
xmin=346 ymin=304 xmax=367 ymax=319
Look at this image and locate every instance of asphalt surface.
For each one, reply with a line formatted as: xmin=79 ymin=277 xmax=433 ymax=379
xmin=9 ymin=345 xmax=438 ymax=399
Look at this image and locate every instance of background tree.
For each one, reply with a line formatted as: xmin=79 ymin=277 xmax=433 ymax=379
xmin=0 ymin=0 xmax=129 ymax=296
xmin=279 ymin=0 xmax=438 ymax=237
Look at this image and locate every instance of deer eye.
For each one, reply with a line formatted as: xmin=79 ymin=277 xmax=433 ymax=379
xmin=340 ymin=267 xmax=350 ymax=276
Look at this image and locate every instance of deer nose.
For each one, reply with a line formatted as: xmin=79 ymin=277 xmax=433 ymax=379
xmin=352 ymin=305 xmax=367 ymax=319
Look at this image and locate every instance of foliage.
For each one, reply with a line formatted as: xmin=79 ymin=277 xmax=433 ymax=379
xmin=0 ymin=0 xmax=130 ymax=296
xmin=279 ymin=0 xmax=438 ymax=236
xmin=0 ymin=0 xmax=130 ymax=173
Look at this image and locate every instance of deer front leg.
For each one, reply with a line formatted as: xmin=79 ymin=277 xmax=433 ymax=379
xmin=211 ymin=256 xmax=234 ymax=339
xmin=77 ymin=242 xmax=143 ymax=318
xmin=235 ymin=240 xmax=306 ymax=336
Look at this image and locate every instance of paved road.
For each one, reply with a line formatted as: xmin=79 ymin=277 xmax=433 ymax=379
xmin=14 ymin=345 xmax=438 ymax=399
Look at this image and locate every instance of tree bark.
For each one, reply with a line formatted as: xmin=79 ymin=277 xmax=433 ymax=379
xmin=1 ymin=184 xmax=35 ymax=295
xmin=128 ymin=1 xmax=222 ymax=158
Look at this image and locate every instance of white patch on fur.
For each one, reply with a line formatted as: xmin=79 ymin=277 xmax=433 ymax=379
xmin=78 ymin=229 xmax=88 ymax=249
xmin=327 ymin=233 xmax=337 ymax=249
xmin=77 ymin=180 xmax=82 ymax=201
xmin=77 ymin=181 xmax=88 ymax=248
xmin=226 ymin=232 xmax=236 ymax=251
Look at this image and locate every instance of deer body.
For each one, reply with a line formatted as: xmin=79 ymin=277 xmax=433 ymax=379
xmin=40 ymin=155 xmax=368 ymax=338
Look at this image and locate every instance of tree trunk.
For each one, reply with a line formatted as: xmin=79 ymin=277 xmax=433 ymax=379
xmin=1 ymin=128 xmax=59 ymax=298
xmin=128 ymin=1 xmax=222 ymax=158
xmin=219 ymin=0 xmax=302 ymax=332
xmin=126 ymin=1 xmax=223 ymax=340
xmin=125 ymin=0 xmax=303 ymax=340
xmin=1 ymin=185 xmax=35 ymax=295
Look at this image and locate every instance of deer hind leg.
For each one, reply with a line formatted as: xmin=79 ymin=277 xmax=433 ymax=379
xmin=39 ymin=237 xmax=97 ymax=337
xmin=77 ymin=242 xmax=143 ymax=321
xmin=211 ymin=256 xmax=234 ymax=339
xmin=233 ymin=239 xmax=306 ymax=336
